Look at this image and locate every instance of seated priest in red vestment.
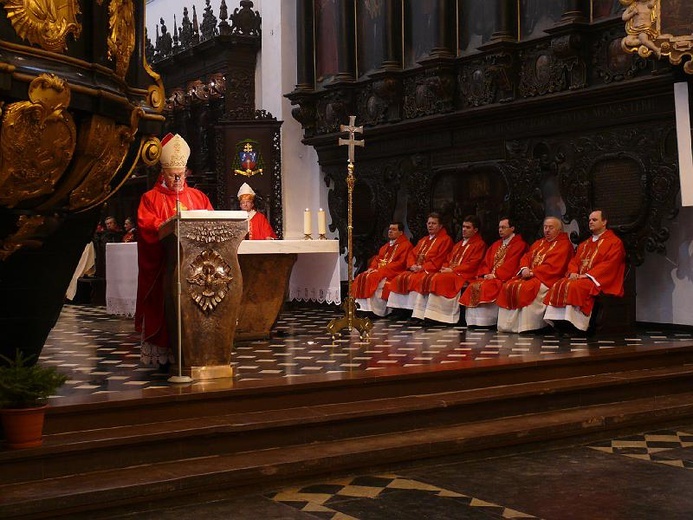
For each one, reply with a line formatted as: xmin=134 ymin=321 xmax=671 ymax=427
xmin=238 ymin=182 xmax=277 ymax=240
xmin=459 ymin=217 xmax=527 ymax=327
xmin=135 ymin=133 xmax=214 ymax=369
xmin=544 ymin=209 xmax=626 ymax=331
xmin=496 ymin=217 xmax=574 ymax=333
xmin=384 ymin=213 xmax=453 ymax=311
xmin=353 ymin=222 xmax=413 ymax=317
xmin=409 ymin=215 xmax=486 ymax=324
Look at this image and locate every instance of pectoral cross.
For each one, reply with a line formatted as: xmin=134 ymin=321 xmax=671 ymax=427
xmin=338 ymin=115 xmax=365 ymax=163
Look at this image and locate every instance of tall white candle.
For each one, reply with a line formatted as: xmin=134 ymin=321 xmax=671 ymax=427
xmin=318 ymin=208 xmax=327 ymax=235
xmin=304 ymin=208 xmax=312 ymax=235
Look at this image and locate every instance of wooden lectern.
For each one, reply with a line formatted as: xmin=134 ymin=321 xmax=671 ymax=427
xmin=159 ymin=210 xmax=248 ymax=380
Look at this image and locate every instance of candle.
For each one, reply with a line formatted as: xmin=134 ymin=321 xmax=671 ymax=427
xmin=318 ymin=208 xmax=327 ymax=235
xmin=304 ymin=208 xmax=312 ymax=236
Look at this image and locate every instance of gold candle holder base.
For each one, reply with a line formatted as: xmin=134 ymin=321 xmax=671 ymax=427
xmin=304 ymin=233 xmax=313 ymax=240
xmin=319 ymin=233 xmax=327 ymax=240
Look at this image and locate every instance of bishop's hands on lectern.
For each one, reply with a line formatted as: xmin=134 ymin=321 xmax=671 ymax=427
xmin=135 ymin=133 xmax=213 ymax=369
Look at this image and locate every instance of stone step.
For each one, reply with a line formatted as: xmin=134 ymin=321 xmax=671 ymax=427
xmin=1 ymin=363 xmax=692 ymax=487
xmin=2 ymin=391 xmax=693 ymax=519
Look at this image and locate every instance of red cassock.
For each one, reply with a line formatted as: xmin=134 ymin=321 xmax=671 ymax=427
xmin=544 ymin=229 xmax=625 ymax=315
xmin=352 ymin=235 xmax=413 ymax=298
xmin=418 ymin=233 xmax=487 ymax=298
xmin=497 ymin=232 xmax=574 ymax=310
xmin=460 ymin=234 xmax=527 ymax=307
xmin=135 ymin=179 xmax=214 ymax=349
xmin=248 ymin=211 xmax=277 ymax=240
xmin=383 ymin=229 xmax=453 ymax=299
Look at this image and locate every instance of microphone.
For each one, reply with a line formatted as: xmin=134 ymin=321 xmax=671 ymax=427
xmin=174 ymin=173 xmax=180 ymax=182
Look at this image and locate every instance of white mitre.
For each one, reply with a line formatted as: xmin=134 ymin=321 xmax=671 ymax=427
xmin=237 ymin=182 xmax=256 ymax=199
xmin=159 ymin=133 xmax=190 ymax=168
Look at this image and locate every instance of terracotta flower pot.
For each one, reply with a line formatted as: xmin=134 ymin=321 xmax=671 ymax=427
xmin=0 ymin=405 xmax=47 ymax=449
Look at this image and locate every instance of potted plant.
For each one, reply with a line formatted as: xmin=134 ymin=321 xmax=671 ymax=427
xmin=0 ymin=350 xmax=68 ymax=449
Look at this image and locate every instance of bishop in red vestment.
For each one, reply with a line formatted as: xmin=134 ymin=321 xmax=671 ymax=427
xmin=497 ymin=217 xmax=574 ymax=333
xmin=384 ymin=213 xmax=453 ymax=309
xmin=354 ymin=222 xmax=412 ymax=316
xmin=135 ymin=134 xmax=214 ymax=368
xmin=460 ymin=217 xmax=527 ymax=327
xmin=237 ymin=182 xmax=277 ymax=240
xmin=544 ymin=210 xmax=625 ymax=331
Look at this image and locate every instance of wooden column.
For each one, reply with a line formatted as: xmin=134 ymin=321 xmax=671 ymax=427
xmin=295 ymin=0 xmax=315 ymax=90
xmin=430 ymin=0 xmax=456 ymax=58
xmin=560 ymin=0 xmax=590 ymax=24
xmin=490 ymin=0 xmax=518 ymax=43
xmin=335 ymin=0 xmax=356 ymax=81
xmin=381 ymin=0 xmax=402 ymax=70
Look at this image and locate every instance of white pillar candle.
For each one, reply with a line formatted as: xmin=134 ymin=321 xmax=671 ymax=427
xmin=318 ymin=208 xmax=327 ymax=235
xmin=304 ymin=208 xmax=312 ymax=235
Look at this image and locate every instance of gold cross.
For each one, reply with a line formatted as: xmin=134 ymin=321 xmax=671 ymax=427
xmin=243 ymin=143 xmax=253 ymax=152
xmin=338 ymin=115 xmax=365 ymax=163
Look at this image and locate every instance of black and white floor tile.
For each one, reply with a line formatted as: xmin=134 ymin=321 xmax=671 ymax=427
xmin=41 ymin=303 xmax=693 ymax=404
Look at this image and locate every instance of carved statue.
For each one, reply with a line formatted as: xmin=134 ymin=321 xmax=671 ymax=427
xmin=621 ymin=0 xmax=661 ymax=58
xmin=157 ymin=18 xmax=173 ymax=57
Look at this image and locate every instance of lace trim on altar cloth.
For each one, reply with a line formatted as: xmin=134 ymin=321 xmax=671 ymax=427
xmin=106 ymin=297 xmax=137 ymax=317
xmin=289 ymin=286 xmax=341 ymax=305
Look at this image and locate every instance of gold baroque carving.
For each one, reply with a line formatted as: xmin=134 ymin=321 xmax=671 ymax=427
xmin=186 ymin=249 xmax=233 ymax=313
xmin=0 ymin=214 xmax=44 ymax=260
xmin=97 ymin=0 xmax=136 ymax=79
xmin=621 ymin=0 xmax=693 ymax=73
xmin=140 ymin=135 xmax=161 ymax=167
xmin=0 ymin=73 xmax=76 ymax=207
xmin=68 ymin=110 xmax=139 ymax=210
xmin=1 ymin=0 xmax=82 ymax=53
xmin=184 ymin=223 xmax=247 ymax=244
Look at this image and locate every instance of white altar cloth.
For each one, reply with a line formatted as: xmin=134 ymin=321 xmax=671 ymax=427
xmin=105 ymin=242 xmax=138 ymax=317
xmin=238 ymin=239 xmax=341 ymax=305
xmin=104 ymin=239 xmax=342 ymax=316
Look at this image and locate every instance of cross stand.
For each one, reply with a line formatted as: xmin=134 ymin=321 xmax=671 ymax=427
xmin=327 ymin=116 xmax=373 ymax=341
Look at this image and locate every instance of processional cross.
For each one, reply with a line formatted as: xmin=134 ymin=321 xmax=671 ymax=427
xmin=327 ymin=116 xmax=373 ymax=341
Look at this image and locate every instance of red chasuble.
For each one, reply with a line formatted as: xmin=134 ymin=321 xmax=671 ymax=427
xmin=459 ymin=234 xmax=527 ymax=307
xmin=248 ymin=211 xmax=277 ymax=240
xmin=135 ymin=179 xmax=214 ymax=349
xmin=544 ymin=229 xmax=625 ymax=315
xmin=418 ymin=233 xmax=487 ymax=298
xmin=383 ymin=229 xmax=453 ymax=299
xmin=497 ymin=232 xmax=574 ymax=310
xmin=352 ymin=234 xmax=413 ymax=298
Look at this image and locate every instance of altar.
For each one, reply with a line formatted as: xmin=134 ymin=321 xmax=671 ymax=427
xmin=105 ymin=240 xmax=341 ymax=339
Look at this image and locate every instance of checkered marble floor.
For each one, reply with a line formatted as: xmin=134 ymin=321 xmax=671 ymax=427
xmin=41 ymin=303 xmax=693 ymax=404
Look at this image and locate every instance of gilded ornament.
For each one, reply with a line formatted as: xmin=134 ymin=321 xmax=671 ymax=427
xmin=621 ymin=0 xmax=661 ymax=58
xmin=140 ymin=136 xmax=161 ymax=167
xmin=1 ymin=0 xmax=82 ymax=53
xmin=184 ymin=223 xmax=246 ymax=244
xmin=0 ymin=214 xmax=44 ymax=260
xmin=97 ymin=0 xmax=136 ymax=78
xmin=186 ymin=249 xmax=234 ymax=313
xmin=0 ymin=73 xmax=76 ymax=207
xmin=68 ymin=111 xmax=139 ymax=210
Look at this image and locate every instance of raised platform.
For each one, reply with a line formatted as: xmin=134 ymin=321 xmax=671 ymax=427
xmin=1 ymin=305 xmax=693 ymax=518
